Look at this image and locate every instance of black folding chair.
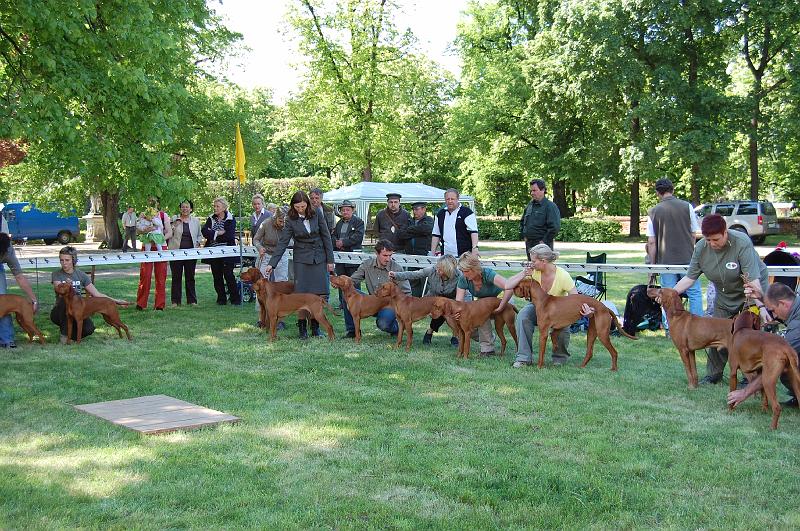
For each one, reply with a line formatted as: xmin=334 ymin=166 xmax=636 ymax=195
xmin=575 ymin=252 xmax=607 ymax=300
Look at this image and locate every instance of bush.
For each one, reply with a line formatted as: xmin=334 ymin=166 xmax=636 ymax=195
xmin=195 ymin=177 xmax=331 ymax=216
xmin=557 ymin=218 xmax=621 ymax=243
xmin=477 ymin=217 xmax=622 ymax=243
xmin=477 ymin=219 xmax=519 ymax=241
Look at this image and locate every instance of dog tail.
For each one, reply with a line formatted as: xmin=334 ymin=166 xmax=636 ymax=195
xmin=322 ymin=298 xmax=340 ymax=317
xmin=610 ymin=310 xmax=637 ymax=340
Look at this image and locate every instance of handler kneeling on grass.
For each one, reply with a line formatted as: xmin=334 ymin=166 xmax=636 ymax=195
xmin=341 ymin=240 xmax=411 ymax=338
xmin=50 ymin=246 xmax=128 ymax=344
xmin=501 ymin=244 xmax=579 ymax=367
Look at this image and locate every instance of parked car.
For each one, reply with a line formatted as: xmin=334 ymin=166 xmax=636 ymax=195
xmin=1 ymin=202 xmax=80 ymax=244
xmin=694 ymin=200 xmax=779 ymax=244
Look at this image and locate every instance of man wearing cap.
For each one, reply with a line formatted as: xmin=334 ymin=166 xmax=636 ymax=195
xmin=646 ymin=178 xmax=703 ymax=329
xmin=399 ymin=201 xmax=434 ymax=296
xmin=333 ymin=199 xmax=366 ymax=280
xmin=375 ymin=193 xmax=410 ymax=248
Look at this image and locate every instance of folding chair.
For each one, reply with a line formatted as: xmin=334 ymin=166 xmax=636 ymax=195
xmin=575 ymin=252 xmax=607 ymax=300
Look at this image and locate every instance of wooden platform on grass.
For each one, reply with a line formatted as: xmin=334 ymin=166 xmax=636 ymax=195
xmin=74 ymin=394 xmax=239 ymax=435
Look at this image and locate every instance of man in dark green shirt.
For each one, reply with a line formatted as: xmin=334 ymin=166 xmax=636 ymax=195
xmin=520 ymin=179 xmax=561 ymax=254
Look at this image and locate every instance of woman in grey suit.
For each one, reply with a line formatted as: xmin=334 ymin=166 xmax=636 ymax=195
xmin=264 ymin=191 xmax=334 ymax=339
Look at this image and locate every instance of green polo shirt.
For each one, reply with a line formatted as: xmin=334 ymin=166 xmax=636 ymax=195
xmin=686 ymin=230 xmax=768 ymax=313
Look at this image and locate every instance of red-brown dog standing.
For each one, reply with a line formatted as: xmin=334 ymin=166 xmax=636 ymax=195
xmin=0 ymin=294 xmax=46 ymax=344
xmin=515 ymin=279 xmax=635 ymax=370
xmin=54 ymin=283 xmax=131 ymax=344
xmin=648 ymin=287 xmax=732 ymax=388
xmin=728 ymin=310 xmax=800 ymax=430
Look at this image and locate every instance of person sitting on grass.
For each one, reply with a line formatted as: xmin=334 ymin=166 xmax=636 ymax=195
xmin=340 ymin=239 xmax=411 ymax=338
xmin=50 ymin=246 xmax=129 ymax=344
xmin=389 ymin=254 xmax=461 ymax=346
xmin=727 ymin=282 xmax=800 ymax=409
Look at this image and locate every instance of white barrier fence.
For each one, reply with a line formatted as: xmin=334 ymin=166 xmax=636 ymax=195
xmin=16 ymin=246 xmax=800 ymax=276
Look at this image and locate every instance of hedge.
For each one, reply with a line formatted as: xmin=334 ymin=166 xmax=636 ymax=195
xmin=477 ymin=218 xmax=622 ymax=243
xmin=195 ymin=177 xmax=331 ymax=215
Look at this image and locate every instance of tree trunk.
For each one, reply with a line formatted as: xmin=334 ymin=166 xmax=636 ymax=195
xmin=629 ymin=112 xmax=641 ymax=237
xmin=361 ymin=147 xmax=373 ymax=181
xmin=749 ymin=101 xmax=760 ymax=200
xmin=101 ymin=190 xmax=123 ymax=249
xmin=552 ymin=179 xmax=570 ymax=217
xmin=690 ymin=163 xmax=700 ymax=205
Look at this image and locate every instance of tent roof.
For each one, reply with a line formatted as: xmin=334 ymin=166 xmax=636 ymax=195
xmin=323 ymin=182 xmax=474 ymax=203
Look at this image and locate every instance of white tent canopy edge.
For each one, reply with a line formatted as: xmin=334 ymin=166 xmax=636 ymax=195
xmin=322 ymin=182 xmax=476 ymax=224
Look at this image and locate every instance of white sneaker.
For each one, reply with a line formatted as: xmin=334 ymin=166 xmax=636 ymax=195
xmin=512 ymin=361 xmax=530 ymax=368
xmin=60 ymin=335 xmax=68 ymax=344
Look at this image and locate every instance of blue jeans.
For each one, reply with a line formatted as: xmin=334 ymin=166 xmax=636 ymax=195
xmin=341 ymin=288 xmax=398 ymax=335
xmin=660 ymin=273 xmax=703 ymax=330
xmin=0 ymin=264 xmax=14 ymax=344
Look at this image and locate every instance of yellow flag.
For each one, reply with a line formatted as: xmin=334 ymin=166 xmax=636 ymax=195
xmin=235 ymin=123 xmax=246 ymax=184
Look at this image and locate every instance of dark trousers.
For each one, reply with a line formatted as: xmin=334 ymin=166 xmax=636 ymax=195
xmin=123 ymin=227 xmax=137 ymax=251
xmin=50 ymin=298 xmax=95 ymax=340
xmin=210 ymin=259 xmax=240 ymax=304
xmin=170 ymin=259 xmax=197 ymax=305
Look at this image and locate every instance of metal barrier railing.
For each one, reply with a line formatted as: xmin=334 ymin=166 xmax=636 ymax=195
xmin=16 ymin=246 xmax=800 ymax=276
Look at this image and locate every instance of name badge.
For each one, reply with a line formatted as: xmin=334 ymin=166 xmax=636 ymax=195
xmin=725 ymin=262 xmax=738 ymax=270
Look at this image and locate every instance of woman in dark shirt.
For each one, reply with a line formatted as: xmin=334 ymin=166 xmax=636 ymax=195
xmin=263 ymin=191 xmax=334 ymax=339
xmin=201 ymin=197 xmax=241 ymax=305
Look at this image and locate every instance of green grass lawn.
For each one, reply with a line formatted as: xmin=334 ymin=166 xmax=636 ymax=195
xmin=1 ymin=266 xmax=799 ymax=528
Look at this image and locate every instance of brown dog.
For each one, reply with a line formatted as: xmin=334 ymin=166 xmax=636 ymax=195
xmin=254 ymin=279 xmax=335 ymax=341
xmin=515 ymin=279 xmax=635 ymax=370
xmin=429 ymin=297 xmax=518 ymax=359
xmin=648 ymin=287 xmax=732 ymax=388
xmin=728 ymin=310 xmax=800 ymax=430
xmin=329 ymin=275 xmax=390 ymax=343
xmin=240 ymin=267 xmax=295 ymax=326
xmin=54 ymin=283 xmax=131 ymax=344
xmin=0 ymin=294 xmax=46 ymax=344
xmin=374 ymin=281 xmax=439 ymax=350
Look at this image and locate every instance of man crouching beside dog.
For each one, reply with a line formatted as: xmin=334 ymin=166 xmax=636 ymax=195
xmin=50 ymin=246 xmax=129 ymax=344
xmin=727 ymin=282 xmax=800 ymax=410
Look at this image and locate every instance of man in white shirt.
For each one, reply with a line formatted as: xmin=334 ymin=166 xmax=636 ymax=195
xmin=430 ymin=188 xmax=479 ymax=257
xmin=121 ymin=206 xmax=138 ymax=252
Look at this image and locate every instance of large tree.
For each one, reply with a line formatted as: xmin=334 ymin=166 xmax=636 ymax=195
xmin=0 ymin=0 xmax=239 ymax=247
xmin=287 ymin=0 xmax=455 ymax=184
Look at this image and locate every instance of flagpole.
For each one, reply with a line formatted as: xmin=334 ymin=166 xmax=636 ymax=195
xmin=235 ymin=122 xmax=246 ymax=308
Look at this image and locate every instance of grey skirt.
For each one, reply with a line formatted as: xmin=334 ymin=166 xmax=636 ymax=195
xmin=293 ymin=261 xmax=330 ymax=296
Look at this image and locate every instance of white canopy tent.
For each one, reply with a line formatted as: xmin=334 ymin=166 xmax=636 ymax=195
xmin=322 ymin=182 xmax=476 ymax=224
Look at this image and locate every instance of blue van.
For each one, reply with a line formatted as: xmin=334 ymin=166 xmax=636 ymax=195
xmin=1 ymin=202 xmax=80 ymax=244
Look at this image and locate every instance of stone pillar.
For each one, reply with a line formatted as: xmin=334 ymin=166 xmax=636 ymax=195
xmin=83 ymin=214 xmax=106 ymax=243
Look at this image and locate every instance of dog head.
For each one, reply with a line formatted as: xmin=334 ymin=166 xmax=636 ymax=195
xmin=430 ymin=297 xmax=451 ymax=319
xmin=329 ymin=275 xmax=352 ymax=290
xmin=240 ymin=267 xmax=263 ymax=283
xmin=375 ymin=281 xmax=397 ymax=298
xmin=513 ymin=279 xmax=533 ymax=301
xmin=54 ymin=282 xmax=74 ymax=298
xmin=732 ymin=309 xmax=761 ymax=334
xmin=652 ymin=287 xmax=683 ymax=313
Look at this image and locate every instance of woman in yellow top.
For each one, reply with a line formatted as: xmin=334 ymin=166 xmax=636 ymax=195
xmin=501 ymin=244 xmax=579 ymax=368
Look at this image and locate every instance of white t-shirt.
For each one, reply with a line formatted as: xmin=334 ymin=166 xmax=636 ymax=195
xmin=432 ymin=204 xmax=478 ymax=257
